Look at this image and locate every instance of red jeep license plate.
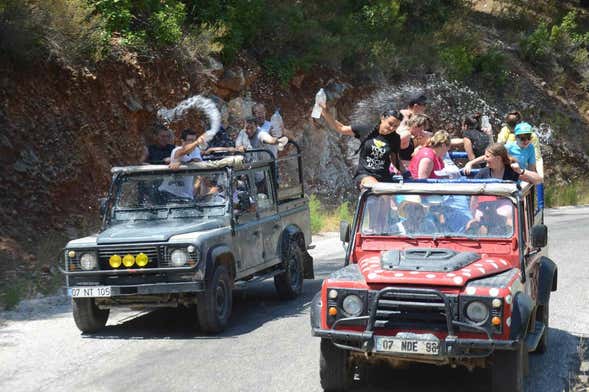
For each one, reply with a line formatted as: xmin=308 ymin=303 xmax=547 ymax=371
xmin=375 ymin=337 xmax=440 ymax=355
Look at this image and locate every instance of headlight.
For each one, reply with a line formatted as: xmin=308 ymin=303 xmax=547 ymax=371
xmin=171 ymin=249 xmax=189 ymax=267
xmin=80 ymin=253 xmax=97 ymax=271
xmin=466 ymin=301 xmax=489 ymax=323
xmin=342 ymin=294 xmax=364 ymax=317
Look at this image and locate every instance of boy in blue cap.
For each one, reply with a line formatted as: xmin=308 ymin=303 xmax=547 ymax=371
xmin=505 ymin=122 xmax=537 ymax=173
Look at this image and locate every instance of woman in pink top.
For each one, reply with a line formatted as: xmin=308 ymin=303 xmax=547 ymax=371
xmin=409 ymin=131 xmax=451 ymax=179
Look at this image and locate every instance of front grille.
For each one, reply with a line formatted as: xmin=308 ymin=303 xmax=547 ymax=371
xmin=370 ymin=290 xmax=457 ymax=331
xmin=98 ymin=245 xmax=160 ymax=269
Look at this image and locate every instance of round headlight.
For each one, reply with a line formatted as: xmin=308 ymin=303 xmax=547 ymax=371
xmin=342 ymin=294 xmax=364 ymax=317
xmin=109 ymin=255 xmax=122 ymax=268
xmin=136 ymin=253 xmax=149 ymax=267
xmin=466 ymin=301 xmax=489 ymax=323
xmin=122 ymin=254 xmax=135 ymax=268
xmin=80 ymin=253 xmax=97 ymax=271
xmin=171 ymin=249 xmax=188 ymax=267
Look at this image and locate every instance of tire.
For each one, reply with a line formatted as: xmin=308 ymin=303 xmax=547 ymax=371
xmin=490 ymin=341 xmax=526 ymax=392
xmin=197 ymin=265 xmax=232 ymax=333
xmin=320 ymin=338 xmax=351 ymax=392
xmin=72 ymin=298 xmax=109 ymax=333
xmin=535 ymin=303 xmax=549 ymax=353
xmin=274 ymin=241 xmax=304 ymax=300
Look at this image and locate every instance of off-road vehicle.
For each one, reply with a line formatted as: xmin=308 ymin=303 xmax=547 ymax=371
xmin=310 ymin=179 xmax=556 ymax=392
xmin=61 ymin=145 xmax=313 ymax=333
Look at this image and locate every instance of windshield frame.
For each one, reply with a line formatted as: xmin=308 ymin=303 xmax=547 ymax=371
xmin=357 ymin=191 xmax=518 ymax=241
xmin=103 ymin=167 xmax=231 ymax=226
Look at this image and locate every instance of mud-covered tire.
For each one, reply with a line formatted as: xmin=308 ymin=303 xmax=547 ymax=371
xmin=197 ymin=265 xmax=232 ymax=333
xmin=274 ymin=241 xmax=304 ymax=300
xmin=320 ymin=338 xmax=351 ymax=392
xmin=490 ymin=341 xmax=526 ymax=392
xmin=535 ymin=303 xmax=549 ymax=353
xmin=72 ymin=298 xmax=109 ymax=333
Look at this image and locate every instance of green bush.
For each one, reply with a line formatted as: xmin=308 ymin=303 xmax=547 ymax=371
xmin=439 ymin=45 xmax=476 ymax=81
xmin=474 ymin=47 xmax=508 ymax=85
xmin=309 ymin=194 xmax=324 ymax=234
xmin=337 ymin=201 xmax=354 ymax=224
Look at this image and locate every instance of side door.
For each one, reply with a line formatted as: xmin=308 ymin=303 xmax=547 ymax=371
xmin=232 ymin=172 xmax=264 ymax=273
xmin=523 ymin=189 xmax=542 ymax=303
xmin=252 ymin=166 xmax=281 ymax=264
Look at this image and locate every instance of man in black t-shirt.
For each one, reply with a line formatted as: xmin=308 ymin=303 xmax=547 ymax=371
xmin=142 ymin=126 xmax=175 ymax=164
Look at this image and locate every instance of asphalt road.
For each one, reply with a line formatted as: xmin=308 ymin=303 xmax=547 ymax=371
xmin=1 ymin=207 xmax=588 ymax=392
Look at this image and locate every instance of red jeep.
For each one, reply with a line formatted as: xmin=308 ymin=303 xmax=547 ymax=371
xmin=310 ymin=180 xmax=556 ymax=392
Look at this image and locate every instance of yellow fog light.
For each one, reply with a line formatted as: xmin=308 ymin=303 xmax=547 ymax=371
xmin=122 ymin=254 xmax=135 ymax=267
xmin=109 ymin=254 xmax=122 ymax=268
xmin=136 ymin=253 xmax=149 ymax=267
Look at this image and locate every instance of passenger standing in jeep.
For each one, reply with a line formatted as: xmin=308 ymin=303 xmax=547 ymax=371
xmin=319 ymin=104 xmax=404 ymax=188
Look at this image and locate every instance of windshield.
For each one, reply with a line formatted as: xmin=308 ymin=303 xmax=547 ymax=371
xmin=110 ymin=171 xmax=228 ymax=222
xmin=360 ymin=193 xmax=515 ymax=238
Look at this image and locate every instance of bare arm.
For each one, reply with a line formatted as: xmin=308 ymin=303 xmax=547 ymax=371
xmin=511 ymin=162 xmax=542 ymax=184
xmin=175 ymin=139 xmax=200 ymax=160
xmin=463 ymin=138 xmax=475 ymax=161
xmin=463 ymin=155 xmax=486 ymax=175
xmin=398 ymin=129 xmax=411 ymax=150
xmin=320 ymin=105 xmax=354 ymax=137
xmin=417 ymin=158 xmax=434 ymax=179
xmin=141 ymin=146 xmax=149 ymax=163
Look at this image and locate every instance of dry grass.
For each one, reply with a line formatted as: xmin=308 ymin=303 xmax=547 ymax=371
xmin=569 ymin=337 xmax=589 ymax=391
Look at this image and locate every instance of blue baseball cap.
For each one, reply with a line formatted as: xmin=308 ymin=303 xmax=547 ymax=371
xmin=514 ymin=122 xmax=533 ymax=135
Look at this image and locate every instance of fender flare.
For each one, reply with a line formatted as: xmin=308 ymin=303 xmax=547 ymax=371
xmin=280 ymin=224 xmax=314 ymax=279
xmin=310 ymin=291 xmax=322 ymax=330
xmin=204 ymin=244 xmax=236 ymax=283
xmin=537 ymin=256 xmax=557 ymax=305
xmin=509 ymin=292 xmax=534 ymax=340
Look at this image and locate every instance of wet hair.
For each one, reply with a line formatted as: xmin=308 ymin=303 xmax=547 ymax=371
xmin=406 ymin=92 xmax=427 ymax=108
xmin=381 ymin=108 xmax=404 ymax=122
xmin=427 ymin=131 xmax=451 ymax=148
xmin=486 ymin=143 xmax=516 ymax=166
xmin=244 ymin=116 xmax=257 ymax=125
xmin=181 ymin=128 xmax=197 ymax=141
xmin=406 ymin=113 xmax=430 ymax=128
xmin=504 ymin=111 xmax=522 ymax=128
xmin=462 ymin=113 xmax=481 ymax=130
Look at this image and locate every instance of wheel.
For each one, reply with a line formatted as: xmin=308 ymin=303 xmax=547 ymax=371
xmin=274 ymin=241 xmax=304 ymax=300
xmin=490 ymin=341 xmax=526 ymax=392
xmin=72 ymin=298 xmax=109 ymax=333
xmin=197 ymin=265 xmax=232 ymax=333
xmin=535 ymin=303 xmax=549 ymax=353
xmin=320 ymin=338 xmax=351 ymax=392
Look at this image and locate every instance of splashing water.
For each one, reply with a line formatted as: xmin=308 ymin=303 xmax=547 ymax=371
xmin=536 ymin=123 xmax=554 ymax=144
xmin=157 ymin=95 xmax=221 ymax=143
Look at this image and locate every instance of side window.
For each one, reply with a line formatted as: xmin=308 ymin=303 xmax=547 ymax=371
xmin=232 ymin=173 xmax=256 ymax=220
xmin=252 ymin=167 xmax=275 ymax=212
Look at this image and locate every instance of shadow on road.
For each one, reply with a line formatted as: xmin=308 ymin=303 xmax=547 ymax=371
xmin=340 ymin=327 xmax=582 ymax=392
xmin=83 ymin=277 xmax=325 ymax=340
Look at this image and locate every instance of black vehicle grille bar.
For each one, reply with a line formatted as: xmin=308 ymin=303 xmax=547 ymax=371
xmin=367 ymin=287 xmax=455 ymax=335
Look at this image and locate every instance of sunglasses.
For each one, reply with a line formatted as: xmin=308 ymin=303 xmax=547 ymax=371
xmin=517 ymin=135 xmax=531 ymax=141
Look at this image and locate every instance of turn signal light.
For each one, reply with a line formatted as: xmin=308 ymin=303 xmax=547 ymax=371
xmin=122 ymin=254 xmax=135 ymax=267
xmin=136 ymin=253 xmax=149 ymax=267
xmin=491 ymin=316 xmax=501 ymax=326
xmin=109 ymin=255 xmax=122 ymax=268
xmin=328 ymin=307 xmax=337 ymax=316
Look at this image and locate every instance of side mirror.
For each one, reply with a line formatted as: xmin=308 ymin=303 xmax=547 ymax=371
xmin=98 ymin=197 xmax=108 ymax=218
xmin=531 ymin=224 xmax=548 ymax=248
xmin=340 ymin=220 xmax=350 ymax=243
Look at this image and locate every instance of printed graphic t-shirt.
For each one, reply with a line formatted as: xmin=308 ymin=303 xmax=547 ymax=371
xmin=352 ymin=123 xmax=401 ymax=181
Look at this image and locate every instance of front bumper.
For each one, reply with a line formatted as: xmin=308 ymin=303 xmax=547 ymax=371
xmin=313 ymin=286 xmax=518 ymax=359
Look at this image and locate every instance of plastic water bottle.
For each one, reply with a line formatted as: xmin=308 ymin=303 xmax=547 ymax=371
xmin=311 ymin=88 xmax=326 ymax=119
xmin=270 ymin=109 xmax=284 ymax=138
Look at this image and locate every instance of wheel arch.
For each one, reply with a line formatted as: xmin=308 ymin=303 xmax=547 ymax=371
xmin=537 ymin=256 xmax=557 ymax=306
xmin=280 ymin=224 xmax=314 ymax=279
xmin=205 ymin=244 xmax=236 ymax=283
xmin=509 ymin=292 xmax=534 ymax=340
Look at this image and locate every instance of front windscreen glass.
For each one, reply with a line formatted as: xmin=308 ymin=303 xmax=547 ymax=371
xmin=360 ymin=193 xmax=515 ymax=238
xmin=111 ymin=171 xmax=228 ymax=221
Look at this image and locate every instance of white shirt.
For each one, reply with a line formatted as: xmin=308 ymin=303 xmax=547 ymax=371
xmin=170 ymin=145 xmax=202 ymax=163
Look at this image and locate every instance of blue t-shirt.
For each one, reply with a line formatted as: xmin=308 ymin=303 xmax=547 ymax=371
xmin=506 ymin=142 xmax=536 ymax=169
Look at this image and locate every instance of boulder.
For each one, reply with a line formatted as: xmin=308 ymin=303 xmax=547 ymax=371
xmin=216 ymin=66 xmax=246 ymax=93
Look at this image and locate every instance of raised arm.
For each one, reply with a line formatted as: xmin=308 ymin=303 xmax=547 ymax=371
xmin=320 ymin=105 xmax=354 ymax=137
xmin=463 ymin=155 xmax=486 ymax=175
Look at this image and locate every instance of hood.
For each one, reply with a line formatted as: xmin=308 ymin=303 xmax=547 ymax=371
xmin=97 ymin=219 xmax=224 ymax=244
xmin=359 ymin=248 xmax=512 ymax=287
